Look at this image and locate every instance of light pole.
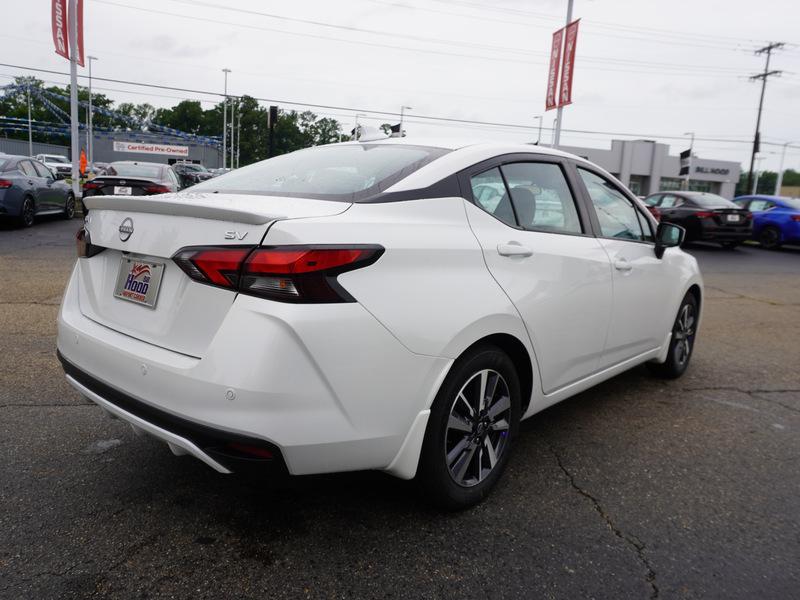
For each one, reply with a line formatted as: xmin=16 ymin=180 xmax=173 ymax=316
xmin=399 ymin=105 xmax=412 ymax=136
xmin=26 ymin=81 xmax=32 ymax=156
xmin=221 ymin=68 xmax=230 ymax=169
xmin=551 ymin=117 xmax=558 ymax=147
xmin=236 ymin=106 xmax=241 ymax=168
xmin=353 ymin=113 xmax=366 ymax=140
xmin=533 ymin=115 xmax=542 ymax=145
xmin=552 ymin=0 xmax=574 ymax=148
xmin=87 ymin=56 xmax=98 ymax=165
xmin=682 ymin=131 xmax=695 ymax=191
xmin=775 ymin=141 xmax=794 ymax=196
xmin=230 ymin=98 xmax=236 ymax=169
xmin=752 ymin=155 xmax=765 ymax=194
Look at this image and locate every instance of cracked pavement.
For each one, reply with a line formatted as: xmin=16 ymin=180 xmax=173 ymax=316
xmin=1 ymin=219 xmax=799 ymax=599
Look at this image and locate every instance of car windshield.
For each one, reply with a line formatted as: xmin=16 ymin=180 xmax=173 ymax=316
xmin=189 ymin=144 xmax=450 ymax=201
xmin=181 ymin=164 xmax=206 ymax=172
xmin=45 ymin=155 xmax=69 ymax=163
xmin=783 ymin=198 xmax=800 ymax=210
xmin=107 ymin=163 xmax=163 ymax=178
xmin=689 ymin=194 xmax=738 ymax=209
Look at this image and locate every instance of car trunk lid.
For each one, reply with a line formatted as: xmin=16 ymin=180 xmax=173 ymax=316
xmin=77 ymin=192 xmax=351 ymax=356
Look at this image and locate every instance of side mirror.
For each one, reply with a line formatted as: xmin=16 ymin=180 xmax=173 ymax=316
xmin=655 ymin=222 xmax=685 ymax=259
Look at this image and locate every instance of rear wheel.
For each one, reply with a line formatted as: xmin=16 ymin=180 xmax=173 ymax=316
xmin=62 ymin=193 xmax=75 ymax=219
xmin=759 ymin=226 xmax=782 ymax=250
xmin=18 ymin=196 xmax=35 ymax=228
xmin=647 ymin=292 xmax=698 ymax=379
xmin=417 ymin=345 xmax=521 ymax=510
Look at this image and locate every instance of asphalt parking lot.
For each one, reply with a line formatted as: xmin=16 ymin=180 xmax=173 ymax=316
xmin=1 ymin=217 xmax=798 ymax=599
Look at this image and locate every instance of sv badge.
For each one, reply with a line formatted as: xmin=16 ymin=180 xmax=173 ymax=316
xmin=224 ymin=231 xmax=248 ymax=240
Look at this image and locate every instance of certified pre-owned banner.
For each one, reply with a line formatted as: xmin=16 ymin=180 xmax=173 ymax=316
xmin=113 ymin=141 xmax=189 ymax=157
xmin=52 ymin=0 xmax=69 ymax=60
xmin=545 ymin=27 xmax=564 ymax=111
xmin=558 ymin=19 xmax=580 ymax=108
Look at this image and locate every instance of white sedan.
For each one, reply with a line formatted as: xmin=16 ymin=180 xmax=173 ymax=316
xmin=58 ymin=139 xmax=701 ymax=508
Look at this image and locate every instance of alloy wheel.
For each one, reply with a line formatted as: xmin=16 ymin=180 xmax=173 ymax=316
xmin=673 ymin=303 xmax=695 ymax=366
xmin=444 ymin=369 xmax=511 ymax=487
xmin=65 ymin=195 xmax=75 ymax=219
xmin=22 ymin=198 xmax=34 ymax=227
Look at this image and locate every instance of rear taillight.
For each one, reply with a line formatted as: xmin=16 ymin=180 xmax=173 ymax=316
xmin=172 ymin=245 xmax=384 ymax=303
xmin=0 ymin=179 xmax=12 ymax=189
xmin=695 ymin=211 xmax=714 ymax=219
xmin=791 ymin=215 xmax=800 ymax=222
xmin=144 ymin=184 xmax=171 ymax=194
xmin=83 ymin=181 xmax=103 ymax=190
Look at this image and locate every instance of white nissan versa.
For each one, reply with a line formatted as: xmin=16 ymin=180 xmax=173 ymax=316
xmin=58 ymin=139 xmax=702 ymax=508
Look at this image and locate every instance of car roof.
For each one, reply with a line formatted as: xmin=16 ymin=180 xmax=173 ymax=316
xmin=109 ymin=161 xmax=166 ymax=166
xmin=735 ymin=194 xmax=789 ymax=201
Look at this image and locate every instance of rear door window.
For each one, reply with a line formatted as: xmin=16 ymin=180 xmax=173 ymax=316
xmin=748 ymin=200 xmax=774 ymax=212
xmin=32 ymin=161 xmax=53 ymax=178
xmin=18 ymin=161 xmax=38 ymax=178
xmin=660 ymin=194 xmax=683 ymax=208
xmin=500 ymin=162 xmax=582 ymax=234
xmin=469 ymin=167 xmax=516 ymax=227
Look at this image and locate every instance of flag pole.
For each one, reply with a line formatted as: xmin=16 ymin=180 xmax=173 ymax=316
xmin=68 ymin=0 xmax=80 ymax=200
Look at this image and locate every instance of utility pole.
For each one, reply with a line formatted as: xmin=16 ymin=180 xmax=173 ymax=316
xmin=775 ymin=141 xmax=794 ymax=196
xmin=221 ymin=68 xmax=230 ymax=169
xmin=26 ymin=82 xmax=32 ymax=156
xmin=747 ymin=42 xmax=784 ymax=194
xmin=399 ymin=105 xmax=412 ymax=136
xmin=682 ymin=131 xmax=695 ymax=191
xmin=87 ymin=56 xmax=97 ymax=165
xmin=533 ymin=115 xmax=542 ymax=145
xmin=552 ymin=0 xmax=574 ymax=148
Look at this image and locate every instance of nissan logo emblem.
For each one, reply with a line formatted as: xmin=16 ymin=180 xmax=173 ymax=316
xmin=119 ymin=217 xmax=134 ymax=242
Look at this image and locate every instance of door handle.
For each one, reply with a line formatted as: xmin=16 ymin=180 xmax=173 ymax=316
xmin=497 ymin=242 xmax=533 ymax=257
xmin=614 ymin=258 xmax=633 ymax=272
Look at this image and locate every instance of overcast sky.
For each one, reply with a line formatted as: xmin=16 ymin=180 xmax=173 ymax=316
xmin=3 ymin=0 xmax=800 ymax=171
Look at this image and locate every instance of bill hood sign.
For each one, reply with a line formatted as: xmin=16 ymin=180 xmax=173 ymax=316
xmin=113 ymin=141 xmax=189 ymax=157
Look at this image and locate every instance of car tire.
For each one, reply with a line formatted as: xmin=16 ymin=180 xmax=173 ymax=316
xmin=647 ymin=292 xmax=698 ymax=379
xmin=417 ymin=345 xmax=521 ymax=510
xmin=720 ymin=241 xmax=739 ymax=249
xmin=62 ymin=193 xmax=75 ymax=219
xmin=758 ymin=226 xmax=782 ymax=250
xmin=18 ymin=196 xmax=35 ymax=228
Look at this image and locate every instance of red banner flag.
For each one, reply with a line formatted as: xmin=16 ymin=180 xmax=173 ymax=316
xmin=76 ymin=0 xmax=85 ymax=67
xmin=558 ymin=19 xmax=580 ymax=108
xmin=545 ymin=27 xmax=564 ymax=111
xmin=52 ymin=0 xmax=69 ymax=60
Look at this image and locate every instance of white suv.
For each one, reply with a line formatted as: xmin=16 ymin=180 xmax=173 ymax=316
xmin=58 ymin=139 xmax=701 ymax=508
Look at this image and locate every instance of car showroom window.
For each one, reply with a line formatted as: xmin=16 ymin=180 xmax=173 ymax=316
xmin=500 ymin=162 xmax=582 ymax=234
xmin=470 ymin=167 xmax=517 ymax=227
xmin=190 ymin=144 xmax=450 ymax=202
xmin=578 ymin=168 xmax=646 ymax=241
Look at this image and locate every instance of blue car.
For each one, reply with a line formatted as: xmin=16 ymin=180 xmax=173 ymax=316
xmin=733 ymin=195 xmax=800 ymax=249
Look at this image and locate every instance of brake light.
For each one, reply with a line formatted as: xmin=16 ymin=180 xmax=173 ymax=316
xmin=144 ymin=184 xmax=171 ymax=194
xmin=695 ymin=211 xmax=714 ymax=219
xmin=0 ymin=179 xmax=12 ymax=189
xmin=82 ymin=181 xmax=103 ymax=190
xmin=172 ymin=245 xmax=384 ymax=303
xmin=791 ymin=215 xmax=800 ymax=222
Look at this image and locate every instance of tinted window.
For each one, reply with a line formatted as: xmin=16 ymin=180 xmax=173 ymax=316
xmin=688 ymin=194 xmax=738 ymax=209
xmin=578 ymin=168 xmax=645 ymax=241
xmin=749 ymin=200 xmax=774 ymax=212
xmin=501 ymin=162 xmax=582 ymax=234
xmin=190 ymin=144 xmax=449 ymax=202
xmin=470 ymin=167 xmax=516 ymax=227
xmin=660 ymin=194 xmax=683 ymax=208
xmin=107 ymin=163 xmax=165 ymax=179
xmin=32 ymin=161 xmax=53 ymax=178
xmin=644 ymin=195 xmax=661 ymax=206
xmin=18 ymin=161 xmax=38 ymax=177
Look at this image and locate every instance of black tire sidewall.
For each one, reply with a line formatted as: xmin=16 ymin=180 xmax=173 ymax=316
xmin=651 ymin=292 xmax=698 ymax=379
xmin=759 ymin=226 xmax=781 ymax=249
xmin=418 ymin=345 xmax=521 ymax=510
xmin=63 ymin=194 xmax=75 ymax=219
xmin=20 ymin=197 xmax=35 ymax=227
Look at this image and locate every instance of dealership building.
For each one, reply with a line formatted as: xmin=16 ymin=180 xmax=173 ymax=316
xmin=561 ymin=139 xmax=741 ymax=198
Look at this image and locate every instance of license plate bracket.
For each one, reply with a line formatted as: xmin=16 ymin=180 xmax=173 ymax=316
xmin=726 ymin=214 xmax=740 ymax=222
xmin=114 ymin=186 xmax=132 ymax=195
xmin=113 ymin=257 xmax=165 ymax=308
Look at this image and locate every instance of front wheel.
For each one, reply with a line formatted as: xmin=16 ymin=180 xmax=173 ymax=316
xmin=62 ymin=193 xmax=75 ymax=219
xmin=647 ymin=292 xmax=698 ymax=379
xmin=417 ymin=345 xmax=521 ymax=510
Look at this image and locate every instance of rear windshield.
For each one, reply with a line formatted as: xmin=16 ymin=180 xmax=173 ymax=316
xmin=44 ymin=155 xmax=69 ymax=163
xmin=189 ymin=144 xmax=450 ymax=201
xmin=689 ymin=194 xmax=738 ymax=209
xmin=107 ymin=163 xmax=163 ymax=179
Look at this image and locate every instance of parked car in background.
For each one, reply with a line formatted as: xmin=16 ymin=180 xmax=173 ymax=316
xmin=59 ymin=139 xmax=701 ymax=509
xmin=733 ymin=195 xmax=800 ymax=249
xmin=640 ymin=196 xmax=661 ymax=221
xmin=35 ymin=153 xmax=72 ymax=179
xmin=643 ymin=191 xmax=751 ymax=249
xmin=208 ymin=167 xmax=231 ymax=177
xmin=173 ymin=162 xmax=214 ymax=188
xmin=0 ymin=154 xmax=75 ymax=226
xmin=88 ymin=162 xmax=110 ymax=177
xmin=82 ymin=161 xmax=181 ymax=200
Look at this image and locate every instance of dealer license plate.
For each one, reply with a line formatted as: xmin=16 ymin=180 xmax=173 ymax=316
xmin=114 ymin=186 xmax=132 ymax=195
xmin=726 ymin=214 xmax=741 ymax=222
xmin=113 ymin=258 xmax=165 ymax=308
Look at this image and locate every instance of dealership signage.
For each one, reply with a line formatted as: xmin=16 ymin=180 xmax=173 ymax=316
xmin=113 ymin=141 xmax=189 ymax=157
xmin=51 ymin=0 xmax=84 ymax=65
xmin=695 ymin=166 xmax=730 ymax=176
xmin=545 ymin=19 xmax=580 ymax=111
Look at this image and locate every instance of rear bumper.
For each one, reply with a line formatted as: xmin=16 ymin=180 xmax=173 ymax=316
xmin=697 ymin=225 xmax=751 ymax=242
xmin=57 ymin=261 xmax=450 ymax=478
